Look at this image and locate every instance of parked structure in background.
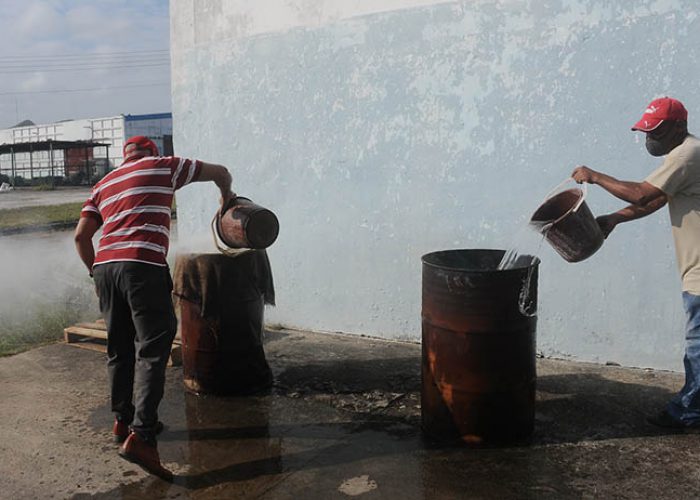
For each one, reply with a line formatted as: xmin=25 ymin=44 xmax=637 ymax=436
xmin=0 ymin=140 xmax=111 ymax=188
xmin=0 ymin=113 xmax=172 ymax=186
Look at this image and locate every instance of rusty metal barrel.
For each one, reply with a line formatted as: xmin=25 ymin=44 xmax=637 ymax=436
xmin=421 ymin=249 xmax=538 ymax=445
xmin=173 ymin=252 xmax=275 ymax=396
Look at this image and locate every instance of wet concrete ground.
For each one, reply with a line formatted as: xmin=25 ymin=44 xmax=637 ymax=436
xmin=1 ymin=328 xmax=699 ymax=499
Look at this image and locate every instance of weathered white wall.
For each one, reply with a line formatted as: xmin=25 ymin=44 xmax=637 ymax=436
xmin=170 ymin=0 xmax=700 ymax=371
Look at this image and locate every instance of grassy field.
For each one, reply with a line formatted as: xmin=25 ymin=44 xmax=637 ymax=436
xmin=0 ymin=304 xmax=86 ymax=357
xmin=0 ymin=202 xmax=83 ymax=229
xmin=0 ymin=283 xmax=97 ymax=357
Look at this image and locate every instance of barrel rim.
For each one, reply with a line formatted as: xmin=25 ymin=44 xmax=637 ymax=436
xmin=421 ymin=248 xmax=540 ymax=273
xmin=529 ymin=187 xmax=583 ymax=228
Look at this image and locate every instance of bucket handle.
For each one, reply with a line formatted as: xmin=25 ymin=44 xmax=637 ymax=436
xmin=542 ymin=177 xmax=587 ymax=213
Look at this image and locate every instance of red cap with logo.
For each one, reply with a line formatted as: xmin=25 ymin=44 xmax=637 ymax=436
xmin=631 ymin=97 xmax=688 ymax=132
xmin=123 ymin=135 xmax=159 ymax=160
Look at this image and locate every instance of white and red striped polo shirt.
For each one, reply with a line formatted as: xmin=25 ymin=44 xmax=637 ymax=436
xmin=81 ymin=155 xmax=202 ymax=268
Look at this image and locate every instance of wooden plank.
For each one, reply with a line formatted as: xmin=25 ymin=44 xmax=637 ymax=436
xmin=63 ymin=324 xmax=181 ymax=366
xmin=70 ymin=321 xmax=181 ymax=342
xmin=75 ymin=322 xmax=107 ymax=331
xmin=65 ymin=326 xmax=108 ymax=340
xmin=64 ymin=326 xmax=180 ymax=345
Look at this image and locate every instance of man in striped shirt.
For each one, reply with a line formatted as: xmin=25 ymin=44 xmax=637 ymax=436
xmin=74 ymin=135 xmax=233 ymax=480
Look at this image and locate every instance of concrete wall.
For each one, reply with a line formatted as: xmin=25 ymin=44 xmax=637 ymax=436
xmin=170 ymin=0 xmax=700 ymax=371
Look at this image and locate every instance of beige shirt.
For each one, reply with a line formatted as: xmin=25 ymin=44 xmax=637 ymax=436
xmin=646 ymin=134 xmax=700 ymax=294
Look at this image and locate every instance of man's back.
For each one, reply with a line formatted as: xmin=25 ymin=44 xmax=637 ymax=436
xmin=81 ymin=156 xmax=200 ymax=267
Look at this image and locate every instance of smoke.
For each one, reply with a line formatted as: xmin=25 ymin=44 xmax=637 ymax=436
xmin=0 ymin=218 xmax=232 ymax=355
xmin=0 ymin=230 xmax=98 ymax=354
xmin=169 ymin=219 xmax=224 ymax=258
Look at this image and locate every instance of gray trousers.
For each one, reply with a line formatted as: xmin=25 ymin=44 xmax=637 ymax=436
xmin=93 ymin=262 xmax=177 ymax=442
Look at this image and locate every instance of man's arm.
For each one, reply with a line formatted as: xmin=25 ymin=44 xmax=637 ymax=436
xmin=596 ymin=195 xmax=668 ymax=238
xmin=194 ymin=162 xmax=234 ymax=205
xmin=74 ymin=217 xmax=100 ymax=274
xmin=572 ymin=166 xmax=666 ymax=206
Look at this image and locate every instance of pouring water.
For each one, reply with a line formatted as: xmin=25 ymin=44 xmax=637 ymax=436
xmin=497 ymin=224 xmax=551 ymax=271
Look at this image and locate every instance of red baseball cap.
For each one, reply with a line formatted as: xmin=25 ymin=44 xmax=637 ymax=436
xmin=631 ymin=97 xmax=688 ymax=132
xmin=123 ymin=135 xmax=159 ymax=159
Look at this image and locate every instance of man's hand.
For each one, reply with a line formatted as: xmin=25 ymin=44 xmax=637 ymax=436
xmin=220 ymin=190 xmax=236 ymax=212
xmin=572 ymin=165 xmax=599 ymax=184
xmin=595 ymin=214 xmax=618 ymax=239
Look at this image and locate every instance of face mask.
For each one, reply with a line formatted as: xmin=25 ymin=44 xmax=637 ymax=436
xmin=645 ymin=122 xmax=685 ymax=157
xmin=645 ymin=136 xmax=673 ymax=156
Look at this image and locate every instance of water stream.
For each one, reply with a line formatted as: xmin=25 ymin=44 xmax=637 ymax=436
xmin=496 ymin=221 xmax=555 ymax=318
xmin=496 ymin=222 xmax=552 ymax=271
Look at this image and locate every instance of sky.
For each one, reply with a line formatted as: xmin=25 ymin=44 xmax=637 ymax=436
xmin=0 ymin=0 xmax=171 ymax=129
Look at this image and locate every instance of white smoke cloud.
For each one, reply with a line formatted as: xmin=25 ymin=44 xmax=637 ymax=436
xmin=0 ymin=230 xmax=98 ymax=350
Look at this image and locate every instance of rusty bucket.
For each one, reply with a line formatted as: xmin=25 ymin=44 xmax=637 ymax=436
xmin=215 ymin=196 xmax=279 ymax=250
xmin=421 ymin=249 xmax=538 ymax=445
xmin=530 ymin=180 xmax=604 ymax=263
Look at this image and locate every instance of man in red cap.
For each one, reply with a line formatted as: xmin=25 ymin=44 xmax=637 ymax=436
xmin=74 ymin=135 xmax=234 ymax=479
xmin=572 ymin=97 xmax=700 ymax=429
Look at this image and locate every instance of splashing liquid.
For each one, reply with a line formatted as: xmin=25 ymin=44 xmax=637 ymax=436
xmin=497 ymin=222 xmax=552 ymax=271
xmin=518 ymin=265 xmax=537 ymax=317
xmin=497 ymin=221 xmax=555 ymax=317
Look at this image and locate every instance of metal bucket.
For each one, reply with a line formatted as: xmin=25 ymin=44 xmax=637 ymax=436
xmin=530 ymin=181 xmax=604 ymax=263
xmin=215 ymin=196 xmax=279 ymax=250
xmin=421 ymin=249 xmax=538 ymax=445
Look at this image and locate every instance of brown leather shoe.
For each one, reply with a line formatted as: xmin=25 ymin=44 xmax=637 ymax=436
xmin=113 ymin=420 xmax=165 ymax=444
xmin=118 ymin=432 xmax=173 ymax=481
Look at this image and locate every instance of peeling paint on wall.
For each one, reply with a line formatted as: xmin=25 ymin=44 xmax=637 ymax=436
xmin=171 ymin=0 xmax=699 ymax=371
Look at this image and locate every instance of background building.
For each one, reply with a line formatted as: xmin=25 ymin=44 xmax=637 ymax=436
xmin=0 ymin=113 xmax=172 ymax=183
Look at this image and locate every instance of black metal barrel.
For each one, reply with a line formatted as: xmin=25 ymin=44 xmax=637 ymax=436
xmin=421 ymin=249 xmax=538 ymax=445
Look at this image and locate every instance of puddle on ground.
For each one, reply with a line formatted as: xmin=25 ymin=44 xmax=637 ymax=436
xmin=84 ymin=367 xmax=426 ymax=498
